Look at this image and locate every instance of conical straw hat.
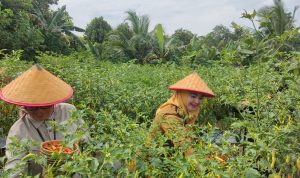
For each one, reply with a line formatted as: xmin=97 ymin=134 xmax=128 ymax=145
xmin=0 ymin=64 xmax=73 ymax=106
xmin=169 ymin=73 xmax=215 ymax=97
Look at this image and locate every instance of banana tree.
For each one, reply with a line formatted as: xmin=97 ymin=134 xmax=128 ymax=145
xmin=147 ymin=24 xmax=174 ymax=63
xmin=31 ymin=2 xmax=85 ymax=48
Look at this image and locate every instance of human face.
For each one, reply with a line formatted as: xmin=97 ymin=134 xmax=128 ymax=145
xmin=186 ymin=92 xmax=204 ymax=112
xmin=24 ymin=105 xmax=54 ymax=121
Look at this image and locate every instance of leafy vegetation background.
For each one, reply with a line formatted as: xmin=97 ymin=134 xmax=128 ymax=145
xmin=0 ymin=0 xmax=300 ymax=177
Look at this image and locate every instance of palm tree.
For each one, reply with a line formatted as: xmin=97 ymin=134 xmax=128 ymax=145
xmin=108 ymin=10 xmax=154 ymax=63
xmin=31 ymin=2 xmax=85 ymax=47
xmin=108 ymin=23 xmax=136 ymax=59
xmin=126 ymin=10 xmax=150 ymax=36
xmin=257 ymin=0 xmax=298 ymax=36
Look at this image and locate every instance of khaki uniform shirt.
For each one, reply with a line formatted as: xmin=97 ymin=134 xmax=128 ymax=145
xmin=5 ymin=103 xmax=77 ymax=175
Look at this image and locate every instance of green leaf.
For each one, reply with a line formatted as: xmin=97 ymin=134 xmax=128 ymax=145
xmin=239 ymin=49 xmax=254 ymax=55
xmin=244 ymin=168 xmax=261 ymax=178
xmin=155 ymin=24 xmax=164 ymax=53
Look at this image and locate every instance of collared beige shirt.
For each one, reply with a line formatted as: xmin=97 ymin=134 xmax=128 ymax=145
xmin=5 ymin=103 xmax=77 ymax=175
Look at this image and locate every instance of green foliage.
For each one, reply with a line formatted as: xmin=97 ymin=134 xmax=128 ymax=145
xmin=0 ymin=0 xmax=32 ymax=12
xmin=144 ymin=24 xmax=175 ymax=63
xmin=84 ymin=17 xmax=112 ymax=60
xmin=126 ymin=10 xmax=150 ymax=36
xmin=103 ymin=23 xmax=134 ymax=62
xmin=31 ymin=3 xmax=85 ymax=54
xmin=0 ymin=5 xmax=44 ymax=60
xmin=204 ymin=25 xmax=234 ymax=49
xmin=0 ymin=1 xmax=300 ymax=177
xmin=31 ymin=0 xmax=58 ymax=14
xmin=1 ymin=49 xmax=299 ymax=176
xmin=106 ymin=10 xmax=155 ymax=63
xmin=0 ymin=50 xmax=31 ymax=135
xmin=257 ymin=0 xmax=298 ymax=36
xmin=0 ymin=0 xmax=84 ymax=60
xmin=84 ymin=17 xmax=112 ymax=44
xmin=171 ymin=28 xmax=195 ymax=46
xmin=155 ymin=24 xmax=164 ymax=53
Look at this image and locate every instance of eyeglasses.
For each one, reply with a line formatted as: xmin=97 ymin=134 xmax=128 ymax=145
xmin=24 ymin=106 xmax=53 ymax=111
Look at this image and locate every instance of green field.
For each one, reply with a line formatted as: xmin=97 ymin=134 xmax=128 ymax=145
xmin=1 ymin=0 xmax=300 ymax=177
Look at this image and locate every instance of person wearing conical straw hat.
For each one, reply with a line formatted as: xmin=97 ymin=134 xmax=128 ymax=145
xmin=0 ymin=64 xmax=82 ymax=177
xmin=148 ymin=73 xmax=214 ymax=157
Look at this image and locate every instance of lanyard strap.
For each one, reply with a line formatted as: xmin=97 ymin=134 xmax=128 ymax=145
xmin=27 ymin=117 xmax=46 ymax=142
xmin=53 ymin=121 xmax=56 ymax=140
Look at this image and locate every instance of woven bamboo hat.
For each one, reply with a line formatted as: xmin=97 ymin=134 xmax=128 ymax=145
xmin=0 ymin=64 xmax=73 ymax=106
xmin=169 ymin=73 xmax=215 ymax=97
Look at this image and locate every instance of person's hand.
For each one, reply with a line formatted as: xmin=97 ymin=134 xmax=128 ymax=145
xmin=19 ymin=107 xmax=27 ymax=118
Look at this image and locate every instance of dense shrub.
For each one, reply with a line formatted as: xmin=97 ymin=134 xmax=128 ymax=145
xmin=0 ymin=51 xmax=299 ymax=177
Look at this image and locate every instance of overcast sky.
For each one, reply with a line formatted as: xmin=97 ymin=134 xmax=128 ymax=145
xmin=55 ymin=0 xmax=300 ymax=36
